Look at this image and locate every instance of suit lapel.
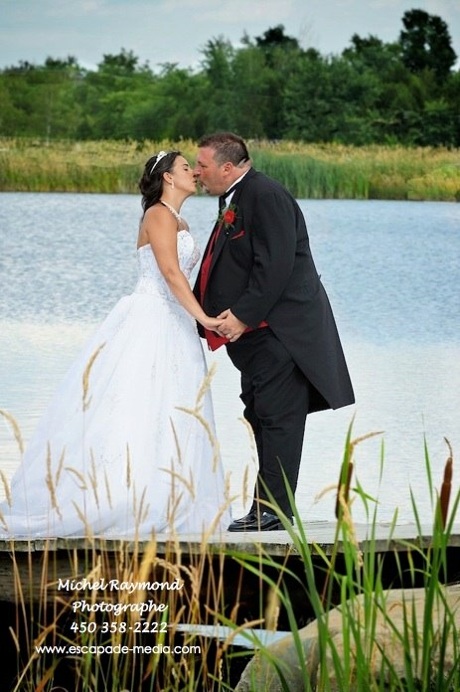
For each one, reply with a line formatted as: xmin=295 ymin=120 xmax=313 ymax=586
xmin=209 ymin=170 xmax=254 ymax=267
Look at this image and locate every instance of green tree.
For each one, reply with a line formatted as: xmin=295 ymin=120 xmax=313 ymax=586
xmin=40 ymin=57 xmax=85 ymax=140
xmin=341 ymin=34 xmax=416 ymax=143
xmin=399 ymin=9 xmax=457 ymax=82
xmin=252 ymin=25 xmax=304 ymax=138
xmin=231 ymin=44 xmax=272 ymax=138
xmin=255 ymin=24 xmax=300 ymax=53
xmin=284 ymin=50 xmax=380 ymax=144
xmin=0 ymin=57 xmax=83 ymax=139
xmin=0 ymin=15 xmax=458 ymax=147
xmin=343 ymin=34 xmax=401 ymax=73
xmin=76 ymin=50 xmax=155 ymax=139
xmin=0 ymin=70 xmax=28 ymax=135
xmin=444 ymin=70 xmax=460 ymax=145
xmin=137 ymin=64 xmax=208 ymax=140
xmin=199 ymin=37 xmax=236 ymax=131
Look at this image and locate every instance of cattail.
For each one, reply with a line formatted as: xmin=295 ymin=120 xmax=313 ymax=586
xmin=335 ymin=458 xmax=354 ymax=520
xmin=335 ymin=431 xmax=384 ymax=519
xmin=439 ymin=438 xmax=453 ymax=530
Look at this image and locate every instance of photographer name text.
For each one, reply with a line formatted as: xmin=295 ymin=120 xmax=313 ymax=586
xmin=58 ymin=578 xmax=183 ymax=594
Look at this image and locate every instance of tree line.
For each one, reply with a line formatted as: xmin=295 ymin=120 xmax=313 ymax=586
xmin=1 ymin=9 xmax=458 ymax=146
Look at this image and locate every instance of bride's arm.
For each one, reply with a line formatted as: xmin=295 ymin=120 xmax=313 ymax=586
xmin=143 ymin=206 xmax=220 ymax=330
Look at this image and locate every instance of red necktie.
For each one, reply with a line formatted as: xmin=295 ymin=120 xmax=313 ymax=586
xmin=200 ymin=199 xmax=229 ymax=350
xmin=199 ymin=193 xmax=268 ymax=351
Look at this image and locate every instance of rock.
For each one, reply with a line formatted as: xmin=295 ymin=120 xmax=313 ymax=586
xmin=235 ymin=585 xmax=460 ymax=691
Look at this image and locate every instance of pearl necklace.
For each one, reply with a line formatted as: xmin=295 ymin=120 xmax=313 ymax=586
xmin=160 ymin=200 xmax=181 ymax=222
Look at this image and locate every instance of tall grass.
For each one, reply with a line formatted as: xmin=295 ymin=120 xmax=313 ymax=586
xmin=234 ymin=428 xmax=460 ymax=691
xmin=0 ymin=138 xmax=459 ymax=200
xmin=1 ymin=418 xmax=458 ymax=689
xmin=1 ymin=360 xmax=459 ymax=689
xmin=4 ymin=534 xmax=239 ymax=691
xmin=0 ymin=355 xmax=238 ymax=691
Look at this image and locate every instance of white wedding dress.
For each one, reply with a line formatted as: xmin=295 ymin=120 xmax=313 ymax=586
xmin=1 ymin=230 xmax=230 ymax=538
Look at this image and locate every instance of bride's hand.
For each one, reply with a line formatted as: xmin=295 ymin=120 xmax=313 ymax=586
xmin=202 ymin=316 xmax=223 ymax=331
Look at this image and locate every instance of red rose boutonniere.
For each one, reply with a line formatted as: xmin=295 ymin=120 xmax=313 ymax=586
xmin=219 ymin=203 xmax=237 ymax=230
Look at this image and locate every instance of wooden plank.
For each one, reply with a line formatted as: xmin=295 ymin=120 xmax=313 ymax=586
xmin=0 ymin=522 xmax=459 ymax=606
xmin=1 ymin=521 xmax=460 ymax=556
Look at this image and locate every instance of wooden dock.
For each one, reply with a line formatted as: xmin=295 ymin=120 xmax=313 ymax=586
xmin=2 ymin=519 xmax=460 ymax=555
xmin=1 ymin=520 xmax=460 ymax=605
xmin=2 ymin=520 xmax=460 ymax=558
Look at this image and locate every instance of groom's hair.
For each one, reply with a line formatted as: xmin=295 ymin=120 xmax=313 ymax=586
xmin=198 ymin=132 xmax=250 ymax=167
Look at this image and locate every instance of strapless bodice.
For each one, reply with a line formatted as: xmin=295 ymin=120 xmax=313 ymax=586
xmin=134 ymin=231 xmax=200 ymax=300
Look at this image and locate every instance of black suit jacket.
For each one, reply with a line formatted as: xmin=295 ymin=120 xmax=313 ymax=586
xmin=194 ymin=168 xmax=355 ymax=413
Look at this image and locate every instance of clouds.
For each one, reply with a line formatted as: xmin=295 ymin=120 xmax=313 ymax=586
xmin=0 ymin=0 xmax=458 ymax=71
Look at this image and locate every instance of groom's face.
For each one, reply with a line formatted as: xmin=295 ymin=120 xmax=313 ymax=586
xmin=194 ymin=147 xmax=228 ymax=196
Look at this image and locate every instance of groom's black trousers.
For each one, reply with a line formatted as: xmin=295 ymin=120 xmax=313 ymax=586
xmin=226 ymin=328 xmax=310 ymax=517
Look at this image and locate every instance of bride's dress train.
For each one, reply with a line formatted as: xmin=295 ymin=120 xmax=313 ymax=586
xmin=1 ymin=231 xmax=230 ymax=538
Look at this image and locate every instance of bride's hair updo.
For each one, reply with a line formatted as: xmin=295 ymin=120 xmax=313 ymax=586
xmin=139 ymin=150 xmax=181 ymax=212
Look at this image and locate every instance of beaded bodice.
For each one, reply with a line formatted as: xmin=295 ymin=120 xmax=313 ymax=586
xmin=134 ymin=232 xmax=200 ymax=301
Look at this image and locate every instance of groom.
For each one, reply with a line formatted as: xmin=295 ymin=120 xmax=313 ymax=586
xmin=193 ymin=132 xmax=354 ymax=531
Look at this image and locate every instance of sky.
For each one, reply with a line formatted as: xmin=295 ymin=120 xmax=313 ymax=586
xmin=0 ymin=0 xmax=459 ymax=72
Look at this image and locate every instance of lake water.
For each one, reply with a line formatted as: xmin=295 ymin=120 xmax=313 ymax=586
xmin=0 ymin=192 xmax=459 ymax=524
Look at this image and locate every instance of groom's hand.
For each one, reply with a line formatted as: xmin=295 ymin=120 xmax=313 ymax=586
xmin=216 ymin=309 xmax=247 ymax=342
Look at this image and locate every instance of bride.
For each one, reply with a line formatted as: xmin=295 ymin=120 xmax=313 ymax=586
xmin=0 ymin=151 xmax=231 ymax=538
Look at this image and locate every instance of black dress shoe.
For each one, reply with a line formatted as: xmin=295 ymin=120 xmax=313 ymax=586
xmin=227 ymin=511 xmax=284 ymax=532
xmin=229 ymin=509 xmax=257 ymax=525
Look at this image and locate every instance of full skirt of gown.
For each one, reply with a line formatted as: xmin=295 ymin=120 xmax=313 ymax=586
xmin=0 ymin=232 xmax=230 ymax=538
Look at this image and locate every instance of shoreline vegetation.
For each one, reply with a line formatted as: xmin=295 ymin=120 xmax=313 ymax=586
xmin=0 ymin=137 xmax=459 ymax=201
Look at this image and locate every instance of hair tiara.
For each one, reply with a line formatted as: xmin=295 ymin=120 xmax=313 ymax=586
xmin=150 ymin=151 xmax=168 ymax=175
